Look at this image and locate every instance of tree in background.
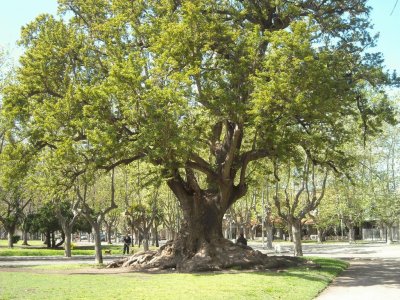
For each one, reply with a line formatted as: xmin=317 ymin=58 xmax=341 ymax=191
xmin=75 ymin=169 xmax=117 ymax=264
xmin=273 ymin=154 xmax=328 ymax=256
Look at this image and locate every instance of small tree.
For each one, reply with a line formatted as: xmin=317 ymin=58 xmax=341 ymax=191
xmin=273 ymin=155 xmax=328 ymax=256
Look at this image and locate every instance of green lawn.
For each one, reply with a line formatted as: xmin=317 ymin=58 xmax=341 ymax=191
xmin=0 ymin=258 xmax=347 ymax=300
xmin=0 ymin=240 xmax=155 ymax=256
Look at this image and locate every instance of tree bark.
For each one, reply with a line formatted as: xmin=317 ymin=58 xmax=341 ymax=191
xmin=64 ymin=228 xmax=72 ymax=257
xmin=348 ymin=225 xmax=355 ymax=243
xmin=291 ymin=220 xmax=303 ymax=256
xmin=22 ymin=230 xmax=29 ymax=246
xmin=7 ymin=227 xmax=15 ymax=248
xmin=92 ymin=223 xmax=103 ymax=264
xmin=386 ymin=225 xmax=393 ymax=244
xmin=317 ymin=228 xmax=326 ymax=243
xmin=265 ymin=221 xmax=274 ymax=249
xmin=107 ymin=226 xmax=113 ymax=244
xmin=45 ymin=230 xmax=51 ymax=248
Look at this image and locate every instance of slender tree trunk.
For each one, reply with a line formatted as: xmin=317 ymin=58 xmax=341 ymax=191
xmin=317 ymin=228 xmax=326 ymax=243
xmin=51 ymin=231 xmax=56 ymax=248
xmin=106 ymin=223 xmax=112 ymax=244
xmin=387 ymin=225 xmax=393 ymax=244
xmin=291 ymin=220 xmax=303 ymax=256
xmin=92 ymin=224 xmax=103 ymax=264
xmin=288 ymin=225 xmax=293 ymax=242
xmin=151 ymin=226 xmax=156 ymax=246
xmin=151 ymin=225 xmax=159 ymax=247
xmin=64 ymin=228 xmax=72 ymax=257
xmin=143 ymin=232 xmax=149 ymax=251
xmin=7 ymin=227 xmax=15 ymax=248
xmin=22 ymin=231 xmax=29 ymax=246
xmin=155 ymin=225 xmax=159 ymax=247
xmin=265 ymin=222 xmax=274 ymax=249
xmin=348 ymin=225 xmax=356 ymax=243
xmin=379 ymin=225 xmax=385 ymax=241
xmin=46 ymin=230 xmax=51 ymax=248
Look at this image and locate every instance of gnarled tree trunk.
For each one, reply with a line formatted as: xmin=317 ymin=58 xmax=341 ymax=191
xmin=108 ymin=122 xmax=304 ymax=271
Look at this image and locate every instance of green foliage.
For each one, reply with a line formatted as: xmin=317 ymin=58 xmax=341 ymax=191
xmin=2 ymin=0 xmax=393 ymax=179
xmin=12 ymin=235 xmax=20 ymax=244
xmin=30 ymin=202 xmax=61 ymax=234
xmin=0 ymin=0 xmax=397 ymax=249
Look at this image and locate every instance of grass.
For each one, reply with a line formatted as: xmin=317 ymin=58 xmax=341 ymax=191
xmin=0 ymin=240 xmax=157 ymax=256
xmin=0 ymin=258 xmax=347 ymax=300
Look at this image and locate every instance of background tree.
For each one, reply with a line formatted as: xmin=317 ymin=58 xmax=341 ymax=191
xmin=75 ymin=169 xmax=117 ymax=264
xmin=273 ymin=154 xmax=328 ymax=256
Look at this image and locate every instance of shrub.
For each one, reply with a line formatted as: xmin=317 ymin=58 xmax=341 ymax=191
xmin=12 ymin=235 xmax=21 ymax=244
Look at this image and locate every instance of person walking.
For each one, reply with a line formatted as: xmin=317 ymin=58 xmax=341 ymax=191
xmin=123 ymin=234 xmax=132 ymax=255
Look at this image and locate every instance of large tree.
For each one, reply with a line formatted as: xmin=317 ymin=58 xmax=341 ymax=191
xmin=2 ymin=0 xmax=395 ymax=271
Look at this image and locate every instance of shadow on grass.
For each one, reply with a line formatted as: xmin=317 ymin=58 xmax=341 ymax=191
xmin=190 ymin=257 xmax=347 ymax=285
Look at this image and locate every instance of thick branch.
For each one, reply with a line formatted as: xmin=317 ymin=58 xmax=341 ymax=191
xmin=222 ymin=122 xmax=242 ymax=179
xmin=187 ymin=153 xmax=217 ymax=180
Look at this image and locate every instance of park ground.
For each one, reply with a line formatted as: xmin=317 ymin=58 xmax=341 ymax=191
xmin=1 ymin=240 xmax=400 ymax=299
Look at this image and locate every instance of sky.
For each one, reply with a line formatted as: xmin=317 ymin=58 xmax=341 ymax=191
xmin=0 ymin=0 xmax=399 ymax=71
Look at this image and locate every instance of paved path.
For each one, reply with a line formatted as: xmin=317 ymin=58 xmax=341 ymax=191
xmin=291 ymin=242 xmax=400 ymax=300
xmin=316 ymin=257 xmax=400 ymax=300
xmin=248 ymin=241 xmax=400 ymax=299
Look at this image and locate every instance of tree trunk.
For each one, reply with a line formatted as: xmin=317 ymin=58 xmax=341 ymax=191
xmin=291 ymin=220 xmax=303 ymax=256
xmin=45 ymin=230 xmax=51 ymax=248
xmin=379 ymin=225 xmax=385 ymax=241
xmin=106 ymin=223 xmax=112 ymax=244
xmin=387 ymin=225 xmax=393 ymax=244
xmin=51 ymin=231 xmax=56 ymax=248
xmin=109 ymin=183 xmax=305 ymax=272
xmin=22 ymin=231 xmax=29 ymax=246
xmin=64 ymin=228 xmax=72 ymax=257
xmin=151 ymin=226 xmax=156 ymax=246
xmin=143 ymin=235 xmax=149 ymax=251
xmin=151 ymin=224 xmax=159 ymax=247
xmin=265 ymin=222 xmax=274 ymax=249
xmin=348 ymin=225 xmax=356 ymax=243
xmin=7 ymin=228 xmax=15 ymax=249
xmin=288 ymin=225 xmax=293 ymax=242
xmin=92 ymin=224 xmax=103 ymax=264
xmin=317 ymin=228 xmax=326 ymax=243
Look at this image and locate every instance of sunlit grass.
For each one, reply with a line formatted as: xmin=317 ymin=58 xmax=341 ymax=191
xmin=0 ymin=258 xmax=346 ymax=300
xmin=0 ymin=239 xmax=157 ymax=256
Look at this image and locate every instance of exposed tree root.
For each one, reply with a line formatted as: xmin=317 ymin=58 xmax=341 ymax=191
xmin=107 ymin=239 xmax=306 ymax=272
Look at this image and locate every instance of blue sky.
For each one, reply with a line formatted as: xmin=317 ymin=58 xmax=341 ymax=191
xmin=0 ymin=0 xmax=399 ymax=71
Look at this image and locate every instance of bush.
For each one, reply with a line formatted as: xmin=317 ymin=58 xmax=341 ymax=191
xmin=12 ymin=235 xmax=20 ymax=244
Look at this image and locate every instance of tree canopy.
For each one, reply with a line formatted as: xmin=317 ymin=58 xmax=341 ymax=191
xmin=1 ymin=0 xmax=397 ymax=271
